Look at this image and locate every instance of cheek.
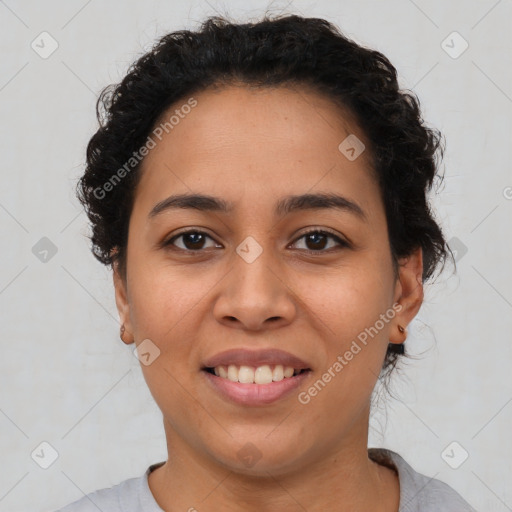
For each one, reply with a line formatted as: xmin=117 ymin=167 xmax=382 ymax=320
xmin=310 ymin=262 xmax=395 ymax=339
xmin=305 ymin=265 xmax=394 ymax=393
xmin=128 ymin=270 xmax=207 ymax=420
xmin=127 ymin=266 xmax=212 ymax=399
xmin=128 ymin=263 xmax=205 ymax=337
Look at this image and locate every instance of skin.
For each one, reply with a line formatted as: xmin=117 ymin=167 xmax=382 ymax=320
xmin=113 ymin=84 xmax=424 ymax=511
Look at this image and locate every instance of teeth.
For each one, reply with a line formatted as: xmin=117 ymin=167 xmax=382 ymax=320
xmin=212 ymin=364 xmax=302 ymax=384
xmin=272 ymin=365 xmax=284 ymax=381
xmin=255 ymin=365 xmax=273 ymax=384
xmin=227 ymin=364 xmax=238 ymax=382
xmin=238 ymin=365 xmax=255 ymax=384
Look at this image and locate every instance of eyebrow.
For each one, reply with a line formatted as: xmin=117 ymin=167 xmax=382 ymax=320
xmin=148 ymin=192 xmax=367 ymax=222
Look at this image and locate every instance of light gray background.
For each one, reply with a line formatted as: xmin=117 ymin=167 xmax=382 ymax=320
xmin=1 ymin=1 xmax=511 ymax=511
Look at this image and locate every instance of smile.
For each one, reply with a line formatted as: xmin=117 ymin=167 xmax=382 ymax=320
xmin=205 ymin=364 xmax=308 ymax=384
xmin=202 ymin=366 xmax=312 ymax=405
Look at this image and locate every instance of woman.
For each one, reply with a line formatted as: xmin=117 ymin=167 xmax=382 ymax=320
xmin=56 ymin=13 xmax=476 ymax=511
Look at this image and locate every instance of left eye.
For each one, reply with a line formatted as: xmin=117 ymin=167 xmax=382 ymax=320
xmin=292 ymin=230 xmax=348 ymax=252
xmin=164 ymin=229 xmax=348 ymax=253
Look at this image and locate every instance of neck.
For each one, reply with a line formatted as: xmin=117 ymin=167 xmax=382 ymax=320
xmin=148 ymin=409 xmax=399 ymax=512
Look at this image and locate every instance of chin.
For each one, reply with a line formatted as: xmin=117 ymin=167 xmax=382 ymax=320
xmin=207 ymin=437 xmax=310 ymax=478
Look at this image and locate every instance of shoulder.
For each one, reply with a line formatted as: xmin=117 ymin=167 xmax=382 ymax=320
xmin=53 ymin=463 xmax=164 ymax=512
xmin=369 ymin=448 xmax=477 ymax=512
xmin=54 ymin=475 xmax=140 ymax=512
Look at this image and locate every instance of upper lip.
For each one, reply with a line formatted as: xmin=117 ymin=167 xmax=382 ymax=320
xmin=202 ymin=348 xmax=311 ymax=370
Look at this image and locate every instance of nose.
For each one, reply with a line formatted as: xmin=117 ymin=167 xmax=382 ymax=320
xmin=212 ymin=246 xmax=297 ymax=331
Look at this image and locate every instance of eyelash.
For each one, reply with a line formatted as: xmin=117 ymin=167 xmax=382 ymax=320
xmin=162 ymin=228 xmax=350 ymax=255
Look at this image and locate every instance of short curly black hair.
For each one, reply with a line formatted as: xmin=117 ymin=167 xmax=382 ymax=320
xmin=77 ymin=13 xmax=453 ymax=377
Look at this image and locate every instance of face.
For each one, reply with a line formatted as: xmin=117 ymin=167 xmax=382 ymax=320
xmin=114 ymin=84 xmax=423 ymax=476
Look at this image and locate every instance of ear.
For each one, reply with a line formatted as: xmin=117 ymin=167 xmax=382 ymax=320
xmin=390 ymin=246 xmax=424 ymax=344
xmin=113 ymin=259 xmax=134 ymax=345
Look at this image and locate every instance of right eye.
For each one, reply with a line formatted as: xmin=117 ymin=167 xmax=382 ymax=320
xmin=163 ymin=230 xmax=221 ymax=252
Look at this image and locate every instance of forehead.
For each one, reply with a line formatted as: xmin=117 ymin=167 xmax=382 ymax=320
xmin=149 ymin=83 xmax=369 ymax=159
xmin=133 ymin=84 xmax=379 ymax=220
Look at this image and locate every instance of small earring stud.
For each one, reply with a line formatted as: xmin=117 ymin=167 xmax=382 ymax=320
xmin=388 ymin=324 xmax=406 ymax=355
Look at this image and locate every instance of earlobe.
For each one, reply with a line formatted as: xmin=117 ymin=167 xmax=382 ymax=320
xmin=113 ymin=260 xmax=134 ymax=345
xmin=390 ymin=247 xmax=424 ymax=343
xmin=119 ymin=324 xmax=133 ymax=345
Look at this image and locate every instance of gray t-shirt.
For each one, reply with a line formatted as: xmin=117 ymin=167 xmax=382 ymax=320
xmin=54 ymin=448 xmax=477 ymax=511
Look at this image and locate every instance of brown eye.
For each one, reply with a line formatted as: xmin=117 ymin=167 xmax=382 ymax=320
xmin=163 ymin=228 xmax=349 ymax=254
xmin=165 ymin=230 xmax=219 ymax=251
xmin=292 ymin=230 xmax=349 ymax=253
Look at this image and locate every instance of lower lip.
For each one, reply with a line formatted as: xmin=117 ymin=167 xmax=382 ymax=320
xmin=202 ymin=370 xmax=311 ymax=405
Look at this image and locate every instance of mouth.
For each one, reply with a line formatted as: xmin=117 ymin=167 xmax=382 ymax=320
xmin=200 ymin=348 xmax=312 ymax=405
xmin=202 ymin=364 xmax=310 ymax=384
xmin=202 ymin=367 xmax=311 ymax=405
